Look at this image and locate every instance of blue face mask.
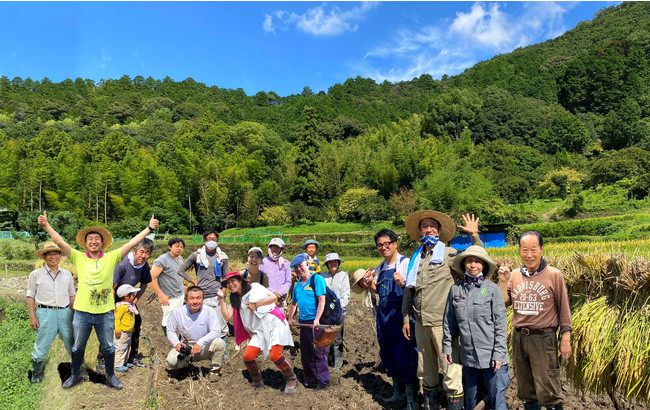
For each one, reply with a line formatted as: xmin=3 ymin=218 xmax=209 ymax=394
xmin=419 ymin=235 xmax=439 ymax=247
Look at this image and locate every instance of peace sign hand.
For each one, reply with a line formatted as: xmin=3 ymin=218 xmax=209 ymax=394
xmin=497 ymin=258 xmax=511 ymax=284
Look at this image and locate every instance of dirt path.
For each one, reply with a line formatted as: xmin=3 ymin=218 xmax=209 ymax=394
xmin=2 ymin=276 xmax=647 ymax=409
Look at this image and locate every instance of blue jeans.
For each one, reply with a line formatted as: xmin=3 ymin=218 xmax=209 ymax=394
xmin=32 ymin=307 xmax=74 ymax=361
xmin=72 ymin=311 xmax=115 ymax=356
xmin=463 ymin=364 xmax=510 ymax=410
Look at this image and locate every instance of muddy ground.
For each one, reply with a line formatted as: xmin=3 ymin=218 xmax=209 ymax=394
xmin=1 ymin=275 xmax=647 ymax=409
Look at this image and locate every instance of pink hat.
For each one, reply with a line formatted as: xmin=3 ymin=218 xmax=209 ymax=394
xmin=220 ymin=271 xmax=247 ymax=287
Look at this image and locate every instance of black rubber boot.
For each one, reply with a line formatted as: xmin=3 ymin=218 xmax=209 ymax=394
xmin=546 ymin=404 xmax=564 ymax=410
xmin=96 ymin=351 xmax=105 ymax=372
xmin=447 ymin=393 xmax=463 ymax=410
xmin=31 ymin=359 xmax=44 ymax=383
xmin=62 ymin=351 xmax=84 ymax=389
xmin=424 ymin=387 xmax=440 ymax=410
xmin=384 ymin=377 xmax=404 ymax=402
xmin=103 ymin=353 xmax=123 ymax=390
xmin=523 ymin=400 xmax=542 ymax=410
xmin=405 ymin=383 xmax=418 ymax=410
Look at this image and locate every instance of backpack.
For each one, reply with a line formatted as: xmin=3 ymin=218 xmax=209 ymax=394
xmin=310 ymin=274 xmax=343 ymax=326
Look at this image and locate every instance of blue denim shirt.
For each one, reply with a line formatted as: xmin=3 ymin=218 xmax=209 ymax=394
xmin=442 ymin=277 xmax=509 ymax=369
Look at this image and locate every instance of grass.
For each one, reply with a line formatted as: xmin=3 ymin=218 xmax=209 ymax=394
xmin=486 ymin=238 xmax=650 ymax=260
xmin=0 ymin=298 xmax=43 ymax=409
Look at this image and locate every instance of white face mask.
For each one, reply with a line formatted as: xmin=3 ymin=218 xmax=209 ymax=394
xmin=205 ymin=241 xmax=218 ymax=250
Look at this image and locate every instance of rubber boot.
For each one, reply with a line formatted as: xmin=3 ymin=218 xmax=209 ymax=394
xmin=424 ymin=387 xmax=440 ymax=410
xmin=523 ymin=400 xmax=542 ymax=410
xmin=274 ymin=356 xmax=298 ymax=394
xmin=96 ymin=351 xmax=106 ymax=372
xmin=62 ymin=350 xmax=84 ymax=389
xmin=405 ymin=383 xmax=418 ymax=410
xmin=546 ymin=404 xmax=564 ymax=410
xmin=31 ymin=359 xmax=44 ymax=383
xmin=384 ymin=377 xmax=405 ymax=402
xmin=103 ymin=353 xmax=123 ymax=390
xmin=244 ymin=359 xmax=264 ymax=389
xmin=333 ymin=347 xmax=344 ymax=370
xmin=447 ymin=393 xmax=463 ymax=410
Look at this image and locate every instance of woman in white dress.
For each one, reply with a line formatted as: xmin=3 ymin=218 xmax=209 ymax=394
xmin=217 ymin=271 xmax=297 ymax=393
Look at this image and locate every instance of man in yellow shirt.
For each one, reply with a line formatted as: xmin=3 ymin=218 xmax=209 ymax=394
xmin=38 ymin=211 xmax=159 ymax=390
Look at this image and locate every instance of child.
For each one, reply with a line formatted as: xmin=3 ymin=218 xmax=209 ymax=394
xmin=301 ymin=240 xmax=321 ymax=274
xmin=114 ymin=284 xmax=140 ymax=372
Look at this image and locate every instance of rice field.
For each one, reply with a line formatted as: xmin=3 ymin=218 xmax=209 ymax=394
xmin=489 ymin=240 xmax=650 ymax=405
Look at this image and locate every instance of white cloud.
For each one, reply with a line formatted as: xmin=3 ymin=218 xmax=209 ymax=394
xmin=263 ymin=2 xmax=377 ymax=36
xmin=100 ymin=50 xmax=111 ymax=69
xmin=361 ymin=1 xmax=573 ymax=83
xmin=450 ymin=3 xmax=514 ymax=49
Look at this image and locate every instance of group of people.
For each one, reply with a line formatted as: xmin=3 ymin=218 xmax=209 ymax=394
xmin=348 ymin=211 xmax=572 ymax=410
xmin=26 ymin=208 xmax=572 ymax=410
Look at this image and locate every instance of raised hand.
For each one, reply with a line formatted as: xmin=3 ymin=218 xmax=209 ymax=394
xmin=458 ymin=213 xmax=479 ymax=236
xmin=149 ymin=215 xmax=159 ymax=230
xmin=37 ymin=211 xmax=48 ymax=227
xmin=497 ymin=258 xmax=511 ymax=284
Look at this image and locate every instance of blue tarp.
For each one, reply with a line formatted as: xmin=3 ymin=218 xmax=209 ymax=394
xmin=450 ymin=232 xmax=506 ymax=250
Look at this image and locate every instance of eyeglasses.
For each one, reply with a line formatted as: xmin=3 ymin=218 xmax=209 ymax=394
xmin=376 ymin=241 xmax=395 ymax=250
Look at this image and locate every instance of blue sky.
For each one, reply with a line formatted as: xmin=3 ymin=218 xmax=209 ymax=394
xmin=0 ymin=1 xmax=619 ymax=97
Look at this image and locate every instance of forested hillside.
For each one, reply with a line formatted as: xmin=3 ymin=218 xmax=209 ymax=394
xmin=0 ymin=2 xmax=648 ymax=236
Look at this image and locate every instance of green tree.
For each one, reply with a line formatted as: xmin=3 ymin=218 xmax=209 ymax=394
xmin=422 ymin=88 xmax=482 ymax=139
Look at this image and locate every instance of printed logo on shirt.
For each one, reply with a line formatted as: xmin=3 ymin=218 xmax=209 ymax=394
xmin=90 ymin=287 xmax=112 ymax=305
xmin=479 ymin=287 xmax=487 ymax=297
xmin=511 ymin=280 xmax=550 ymax=315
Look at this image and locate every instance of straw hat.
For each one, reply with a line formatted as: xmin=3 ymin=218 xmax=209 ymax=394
xmin=351 ymin=268 xmax=369 ymax=294
xmin=34 ymin=241 xmax=63 ymax=259
xmin=452 ymin=245 xmax=497 ymax=276
xmin=405 ymin=210 xmax=456 ymax=243
xmin=76 ymin=226 xmax=113 ymax=250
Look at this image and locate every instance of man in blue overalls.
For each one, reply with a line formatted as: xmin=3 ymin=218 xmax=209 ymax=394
xmin=355 ymin=228 xmax=418 ymax=410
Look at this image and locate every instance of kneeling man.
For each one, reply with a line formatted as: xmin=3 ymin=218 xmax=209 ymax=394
xmin=166 ymin=286 xmax=225 ymax=373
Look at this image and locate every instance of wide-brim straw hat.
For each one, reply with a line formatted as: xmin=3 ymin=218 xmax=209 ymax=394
xmin=76 ymin=226 xmax=114 ymax=250
xmin=405 ymin=210 xmax=456 ymax=243
xmin=452 ymin=245 xmax=497 ymax=276
xmin=34 ymin=241 xmax=63 ymax=259
xmin=351 ymin=268 xmax=368 ymax=294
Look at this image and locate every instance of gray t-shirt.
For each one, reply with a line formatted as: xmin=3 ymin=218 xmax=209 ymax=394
xmin=153 ymin=253 xmax=185 ymax=298
xmin=178 ymin=251 xmax=229 ymax=299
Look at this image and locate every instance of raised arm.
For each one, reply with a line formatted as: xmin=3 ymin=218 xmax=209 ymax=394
xmin=37 ymin=211 xmax=71 ymax=258
xmin=120 ymin=215 xmax=159 ymax=259
xmin=458 ymin=213 xmax=483 ymax=246
xmin=216 ymin=288 xmax=234 ymax=321
xmin=497 ymin=259 xmax=512 ymax=306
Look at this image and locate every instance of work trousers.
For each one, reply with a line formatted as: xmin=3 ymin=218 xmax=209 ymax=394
xmin=414 ymin=321 xmax=463 ymax=393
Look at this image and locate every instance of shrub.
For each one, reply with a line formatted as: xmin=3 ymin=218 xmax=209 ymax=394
xmin=259 ymin=206 xmax=290 ymax=226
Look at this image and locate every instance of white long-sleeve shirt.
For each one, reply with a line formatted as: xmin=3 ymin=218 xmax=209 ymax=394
xmin=321 ymin=270 xmax=351 ymax=313
xmin=166 ymin=304 xmax=221 ymax=347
